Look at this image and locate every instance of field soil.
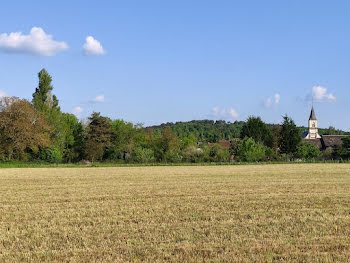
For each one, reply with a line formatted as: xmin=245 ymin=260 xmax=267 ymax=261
xmin=1 ymin=164 xmax=350 ymax=262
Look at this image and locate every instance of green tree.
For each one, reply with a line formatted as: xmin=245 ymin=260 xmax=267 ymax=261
xmin=152 ymin=127 xmax=180 ymax=162
xmin=230 ymin=138 xmax=243 ymax=155
xmin=182 ymin=146 xmax=204 ymax=163
xmin=337 ymin=137 xmax=350 ymax=159
xmin=279 ymin=116 xmax=301 ymax=154
xmin=32 ymin=69 xmax=66 ymax=154
xmin=322 ymin=147 xmax=334 ymax=160
xmin=327 ymin=126 xmax=345 ymax=135
xmin=60 ymin=113 xmax=85 ymax=162
xmin=148 ymin=120 xmax=244 ymax=143
xmin=132 ymin=147 xmax=155 ymax=163
xmin=0 ymin=97 xmax=51 ymax=160
xmin=240 ymin=116 xmax=273 ymax=147
xmin=109 ymin=120 xmax=136 ymax=160
xmin=270 ymin=125 xmax=281 ymax=154
xmin=181 ymin=133 xmax=197 ymax=149
xmin=40 ymin=146 xmax=63 ymax=163
xmin=208 ymin=144 xmax=230 ymax=162
xmin=85 ymin=112 xmax=112 ymax=161
xmin=238 ymin=137 xmax=266 ymax=162
xmin=106 ymin=120 xmax=146 ymax=161
xmin=295 ymin=142 xmax=321 ymax=159
xmin=32 ymin=69 xmax=60 ymax=113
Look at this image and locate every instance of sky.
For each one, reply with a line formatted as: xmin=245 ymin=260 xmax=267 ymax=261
xmin=0 ymin=1 xmax=349 ymax=130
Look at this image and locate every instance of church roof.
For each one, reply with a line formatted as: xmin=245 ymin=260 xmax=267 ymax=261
xmin=309 ymin=107 xmax=317 ymax=120
xmin=322 ymin=135 xmax=348 ymax=149
xmin=303 ymin=135 xmax=349 ymax=150
xmin=207 ymin=140 xmax=231 ymax=150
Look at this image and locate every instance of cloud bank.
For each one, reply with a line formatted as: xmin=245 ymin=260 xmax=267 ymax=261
xmin=0 ymin=27 xmax=69 ymax=56
xmin=211 ymin=106 xmax=239 ymax=120
xmin=264 ymin=93 xmax=280 ymax=109
xmin=90 ymin=95 xmax=106 ymax=103
xmin=83 ymin=36 xmax=106 ymax=56
xmin=311 ymin=86 xmax=336 ymax=102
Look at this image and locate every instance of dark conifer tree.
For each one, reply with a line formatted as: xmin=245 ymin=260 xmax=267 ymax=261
xmin=85 ymin=112 xmax=113 ymax=161
xmin=279 ymin=115 xmax=301 ymax=154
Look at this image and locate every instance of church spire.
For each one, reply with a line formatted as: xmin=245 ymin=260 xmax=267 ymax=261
xmin=309 ymin=107 xmax=317 ymax=121
xmin=305 ymin=106 xmax=321 ymax=139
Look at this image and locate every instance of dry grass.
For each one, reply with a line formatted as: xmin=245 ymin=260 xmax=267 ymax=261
xmin=1 ymin=164 xmax=350 ymax=262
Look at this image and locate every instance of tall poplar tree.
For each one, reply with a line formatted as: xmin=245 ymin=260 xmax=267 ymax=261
xmin=32 ymin=69 xmax=65 ymax=154
xmin=32 ymin=69 xmax=60 ymax=113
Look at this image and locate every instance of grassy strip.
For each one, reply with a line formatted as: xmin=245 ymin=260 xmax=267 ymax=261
xmin=0 ymin=159 xmax=349 ymax=168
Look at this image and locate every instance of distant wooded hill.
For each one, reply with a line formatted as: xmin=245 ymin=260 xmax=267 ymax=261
xmin=147 ymin=120 xmax=350 ymax=142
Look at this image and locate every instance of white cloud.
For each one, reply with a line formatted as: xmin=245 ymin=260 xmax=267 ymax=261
xmin=264 ymin=97 xmax=272 ymax=108
xmin=312 ymin=86 xmax=336 ymax=102
xmin=0 ymin=90 xmax=7 ymax=98
xmin=72 ymin=106 xmax=83 ymax=117
xmin=90 ymin=95 xmax=106 ymax=103
xmin=211 ymin=106 xmax=239 ymax=120
xmin=229 ymin=108 xmax=239 ymax=119
xmin=0 ymin=27 xmax=69 ymax=56
xmin=264 ymin=93 xmax=280 ymax=109
xmin=211 ymin=106 xmax=221 ymax=117
xmin=274 ymin=93 xmax=280 ymax=104
xmin=83 ymin=36 xmax=106 ymax=56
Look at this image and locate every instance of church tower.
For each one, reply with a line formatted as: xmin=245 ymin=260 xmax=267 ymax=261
xmin=305 ymin=107 xmax=321 ymax=139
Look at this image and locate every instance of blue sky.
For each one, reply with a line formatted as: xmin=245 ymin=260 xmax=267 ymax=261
xmin=0 ymin=1 xmax=349 ymax=130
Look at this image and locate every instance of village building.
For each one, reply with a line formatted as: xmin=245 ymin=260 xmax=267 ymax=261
xmin=207 ymin=140 xmax=231 ymax=150
xmin=303 ymin=107 xmax=348 ymax=150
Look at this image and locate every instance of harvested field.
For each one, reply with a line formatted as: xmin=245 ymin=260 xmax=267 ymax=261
xmin=1 ymin=164 xmax=350 ymax=262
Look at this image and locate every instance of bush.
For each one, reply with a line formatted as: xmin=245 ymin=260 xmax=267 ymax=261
xmin=182 ymin=146 xmax=204 ymax=163
xmin=265 ymin=147 xmax=277 ymax=160
xmin=238 ymin=137 xmax=266 ymax=162
xmin=40 ymin=146 xmax=63 ymax=163
xmin=294 ymin=142 xmax=321 ymax=159
xmin=322 ymin=148 xmax=334 ymax=160
xmin=164 ymin=149 xmax=182 ymax=163
xmin=132 ymin=147 xmax=155 ymax=163
xmin=104 ymin=146 xmax=124 ymax=161
xmin=209 ymin=144 xmax=230 ymax=162
xmin=336 ymin=137 xmax=350 ymax=159
xmin=230 ymin=138 xmax=243 ymax=155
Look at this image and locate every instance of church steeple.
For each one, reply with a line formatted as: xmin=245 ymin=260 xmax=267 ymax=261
xmin=309 ymin=107 xmax=317 ymax=121
xmin=305 ymin=106 xmax=321 ymax=139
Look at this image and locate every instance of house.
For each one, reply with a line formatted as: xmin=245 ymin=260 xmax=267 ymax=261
xmin=303 ymin=107 xmax=348 ymax=150
xmin=207 ymin=140 xmax=231 ymax=150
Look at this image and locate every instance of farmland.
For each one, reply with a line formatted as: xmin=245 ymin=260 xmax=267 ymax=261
xmin=1 ymin=164 xmax=350 ymax=262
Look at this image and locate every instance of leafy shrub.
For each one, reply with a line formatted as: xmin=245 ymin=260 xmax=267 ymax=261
xmin=40 ymin=146 xmax=63 ymax=163
xmin=238 ymin=137 xmax=266 ymax=162
xmin=294 ymin=142 xmax=321 ymax=159
xmin=132 ymin=147 xmax=155 ymax=163
xmin=164 ymin=149 xmax=182 ymax=163
xmin=208 ymin=144 xmax=230 ymax=162
xmin=182 ymin=146 xmax=204 ymax=163
xmin=336 ymin=137 xmax=350 ymax=159
xmin=322 ymin=148 xmax=334 ymax=160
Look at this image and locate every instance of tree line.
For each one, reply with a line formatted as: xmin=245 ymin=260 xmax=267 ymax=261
xmin=0 ymin=69 xmax=349 ymax=164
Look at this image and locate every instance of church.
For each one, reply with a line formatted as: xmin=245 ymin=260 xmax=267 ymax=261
xmin=303 ymin=107 xmax=347 ymax=150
